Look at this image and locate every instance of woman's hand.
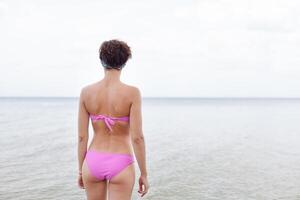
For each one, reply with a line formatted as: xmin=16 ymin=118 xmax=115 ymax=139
xmin=138 ymin=175 xmax=149 ymax=197
xmin=78 ymin=173 xmax=85 ymax=189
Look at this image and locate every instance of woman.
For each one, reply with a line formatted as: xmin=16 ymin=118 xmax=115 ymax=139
xmin=77 ymin=39 xmax=149 ymax=200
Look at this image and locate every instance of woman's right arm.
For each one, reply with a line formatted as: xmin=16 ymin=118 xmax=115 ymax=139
xmin=129 ymin=87 xmax=149 ymax=197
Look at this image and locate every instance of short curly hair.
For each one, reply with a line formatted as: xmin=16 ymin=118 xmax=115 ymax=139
xmin=99 ymin=39 xmax=132 ymax=70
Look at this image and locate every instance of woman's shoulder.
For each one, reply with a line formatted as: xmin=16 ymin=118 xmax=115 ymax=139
xmin=122 ymin=83 xmax=139 ymax=90
xmin=79 ymin=82 xmax=99 ymax=98
xmin=122 ymin=83 xmax=141 ymax=96
xmin=80 ymin=81 xmax=141 ymax=100
xmin=80 ymin=83 xmax=94 ymax=92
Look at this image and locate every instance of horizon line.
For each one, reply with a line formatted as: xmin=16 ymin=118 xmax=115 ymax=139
xmin=1 ymin=96 xmax=300 ymax=99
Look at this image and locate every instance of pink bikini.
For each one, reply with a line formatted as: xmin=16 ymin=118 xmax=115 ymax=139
xmin=85 ymin=113 xmax=134 ymax=181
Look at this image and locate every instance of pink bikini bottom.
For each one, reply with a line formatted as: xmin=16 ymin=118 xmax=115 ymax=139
xmin=85 ymin=150 xmax=135 ymax=181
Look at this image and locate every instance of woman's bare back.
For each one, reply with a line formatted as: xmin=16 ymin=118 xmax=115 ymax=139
xmin=82 ymin=80 xmax=136 ymax=154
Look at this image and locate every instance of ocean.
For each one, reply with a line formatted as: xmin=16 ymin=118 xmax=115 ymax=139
xmin=0 ymin=97 xmax=300 ymax=200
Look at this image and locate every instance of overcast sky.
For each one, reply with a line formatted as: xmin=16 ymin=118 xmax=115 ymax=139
xmin=1 ymin=0 xmax=300 ymax=97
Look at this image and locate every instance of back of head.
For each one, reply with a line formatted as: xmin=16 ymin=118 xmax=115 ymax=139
xmin=99 ymin=39 xmax=132 ymax=70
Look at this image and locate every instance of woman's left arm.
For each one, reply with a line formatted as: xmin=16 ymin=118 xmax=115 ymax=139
xmin=77 ymin=88 xmax=89 ymax=174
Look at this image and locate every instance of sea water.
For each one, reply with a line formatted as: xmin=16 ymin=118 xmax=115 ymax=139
xmin=0 ymin=98 xmax=299 ymax=200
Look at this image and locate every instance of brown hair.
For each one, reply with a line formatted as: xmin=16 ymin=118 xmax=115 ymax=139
xmin=99 ymin=39 xmax=132 ymax=70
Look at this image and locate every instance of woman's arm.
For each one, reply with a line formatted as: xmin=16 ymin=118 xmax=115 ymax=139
xmin=77 ymin=88 xmax=89 ymax=174
xmin=129 ymin=87 xmax=149 ymax=197
xmin=130 ymin=87 xmax=147 ymax=176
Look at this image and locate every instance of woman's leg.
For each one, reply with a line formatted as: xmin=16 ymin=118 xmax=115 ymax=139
xmin=108 ymin=163 xmax=135 ymax=200
xmin=82 ymin=159 xmax=108 ymax=200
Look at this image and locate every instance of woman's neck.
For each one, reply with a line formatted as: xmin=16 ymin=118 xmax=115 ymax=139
xmin=103 ymin=69 xmax=121 ymax=83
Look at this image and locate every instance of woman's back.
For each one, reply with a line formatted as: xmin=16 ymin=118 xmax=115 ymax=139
xmin=83 ymin=80 xmax=135 ymax=154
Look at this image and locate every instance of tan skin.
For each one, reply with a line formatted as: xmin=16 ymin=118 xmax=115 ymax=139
xmin=77 ymin=67 xmax=149 ymax=200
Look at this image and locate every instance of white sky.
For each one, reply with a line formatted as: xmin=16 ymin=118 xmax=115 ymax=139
xmin=1 ymin=0 xmax=300 ymax=97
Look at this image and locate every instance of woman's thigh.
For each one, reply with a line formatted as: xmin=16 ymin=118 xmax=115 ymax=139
xmin=108 ymin=163 xmax=135 ymax=200
xmin=82 ymin=159 xmax=108 ymax=200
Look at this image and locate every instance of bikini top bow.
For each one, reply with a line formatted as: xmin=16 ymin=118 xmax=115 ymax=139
xmin=89 ymin=114 xmax=129 ymax=132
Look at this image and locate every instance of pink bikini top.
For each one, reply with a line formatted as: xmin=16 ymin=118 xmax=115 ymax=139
xmin=89 ymin=113 xmax=130 ymax=132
